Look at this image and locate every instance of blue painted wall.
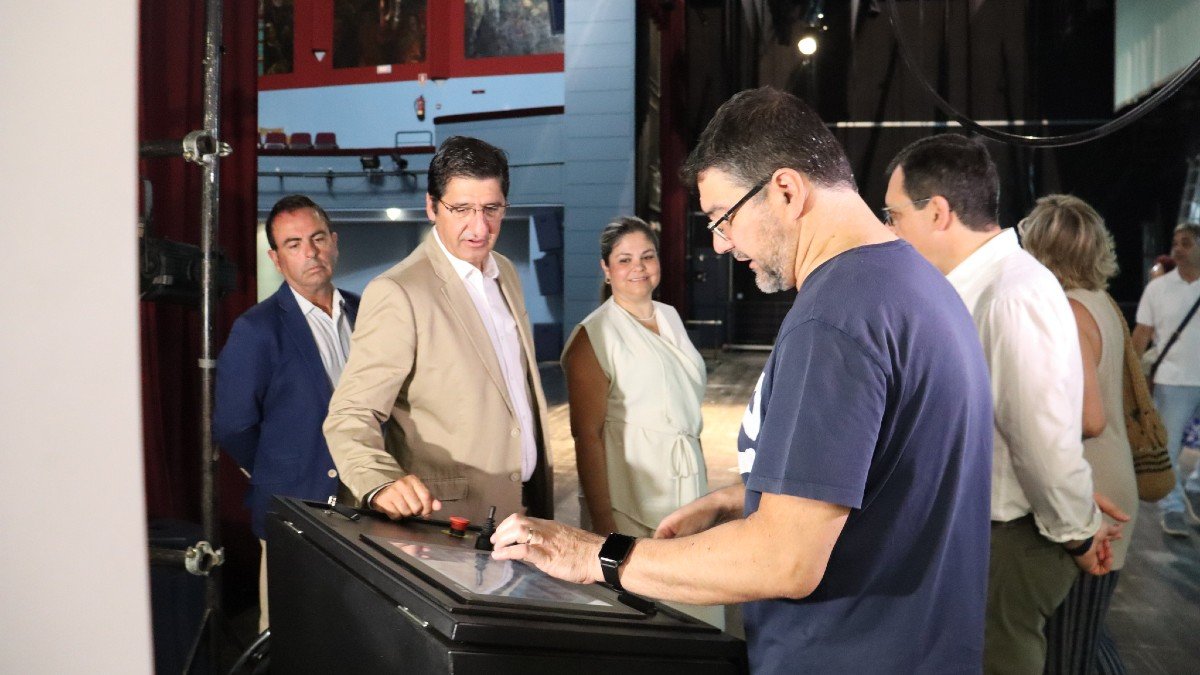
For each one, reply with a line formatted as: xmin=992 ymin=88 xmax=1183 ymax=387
xmin=562 ymin=0 xmax=636 ymax=328
xmin=255 ymin=1 xmax=638 ymax=355
xmin=259 ymin=72 xmax=565 ymax=148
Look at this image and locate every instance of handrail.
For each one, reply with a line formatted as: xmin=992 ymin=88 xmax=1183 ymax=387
xmin=259 ymin=145 xmax=435 ymax=157
xmin=433 ymin=105 xmax=564 ymax=125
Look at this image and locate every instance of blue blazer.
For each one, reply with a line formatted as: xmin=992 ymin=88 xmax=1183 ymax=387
xmin=213 ymin=283 xmax=360 ymax=538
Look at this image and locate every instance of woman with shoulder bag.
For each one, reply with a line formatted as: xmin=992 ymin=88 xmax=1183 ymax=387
xmin=1020 ymin=195 xmax=1137 ymax=675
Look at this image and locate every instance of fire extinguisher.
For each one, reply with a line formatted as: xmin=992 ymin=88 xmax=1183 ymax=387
xmin=414 ymin=94 xmax=426 ymax=121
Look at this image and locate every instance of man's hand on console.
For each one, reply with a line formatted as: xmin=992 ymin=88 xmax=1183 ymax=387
xmin=490 ymin=515 xmax=605 ymax=585
xmin=370 ymin=474 xmax=443 ymax=519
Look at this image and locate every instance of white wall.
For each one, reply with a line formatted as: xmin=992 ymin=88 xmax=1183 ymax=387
xmin=0 ymin=1 xmax=152 ymax=672
xmin=1115 ymin=0 xmax=1200 ymax=108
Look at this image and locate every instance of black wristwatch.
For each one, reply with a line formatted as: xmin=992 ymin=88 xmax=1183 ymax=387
xmin=598 ymin=533 xmax=637 ymax=591
xmin=1063 ymin=536 xmax=1094 ymax=557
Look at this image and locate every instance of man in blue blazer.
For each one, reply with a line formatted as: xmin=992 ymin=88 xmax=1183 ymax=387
xmin=214 ymin=194 xmax=359 ymax=632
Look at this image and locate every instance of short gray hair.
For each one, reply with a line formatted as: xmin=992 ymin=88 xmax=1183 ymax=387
xmin=1019 ymin=194 xmax=1118 ymax=291
xmin=1175 ymin=222 xmax=1200 ymax=239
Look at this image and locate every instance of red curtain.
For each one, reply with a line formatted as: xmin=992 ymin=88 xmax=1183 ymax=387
xmin=139 ymin=0 xmax=261 ymax=608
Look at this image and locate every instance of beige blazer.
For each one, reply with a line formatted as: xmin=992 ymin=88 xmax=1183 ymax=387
xmin=324 ymin=234 xmax=553 ymax=522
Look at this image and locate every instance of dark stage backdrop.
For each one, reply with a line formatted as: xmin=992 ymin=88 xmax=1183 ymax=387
xmin=139 ymin=0 xmax=261 ymax=610
xmin=677 ymin=0 xmax=1200 ymax=342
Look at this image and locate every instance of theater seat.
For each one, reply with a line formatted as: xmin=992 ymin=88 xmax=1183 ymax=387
xmin=289 ymin=132 xmax=313 ymax=150
xmin=262 ymin=131 xmax=287 ymax=150
xmin=314 ymin=132 xmax=338 ymax=150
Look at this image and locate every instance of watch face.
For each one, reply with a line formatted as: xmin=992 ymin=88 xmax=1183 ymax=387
xmin=599 ymin=533 xmax=635 ymax=565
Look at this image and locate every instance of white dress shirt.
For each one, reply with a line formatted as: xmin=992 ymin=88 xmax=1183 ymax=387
xmin=1135 ymin=269 xmax=1200 ymax=386
xmin=433 ymin=230 xmax=538 ymax=481
xmin=946 ymin=228 xmax=1101 ymax=542
xmin=289 ymin=286 xmax=352 ymax=386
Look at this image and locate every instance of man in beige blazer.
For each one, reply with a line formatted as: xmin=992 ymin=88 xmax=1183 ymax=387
xmin=324 ymin=136 xmax=553 ymax=523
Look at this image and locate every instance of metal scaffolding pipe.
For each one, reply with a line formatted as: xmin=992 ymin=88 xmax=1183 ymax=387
xmin=196 ymin=0 xmax=225 ymax=670
xmin=141 ymin=131 xmax=230 ymax=162
xmin=141 ymin=139 xmax=191 ymax=158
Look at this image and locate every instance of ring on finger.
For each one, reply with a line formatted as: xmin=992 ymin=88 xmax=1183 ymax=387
xmin=525 ymin=526 xmax=536 ymax=545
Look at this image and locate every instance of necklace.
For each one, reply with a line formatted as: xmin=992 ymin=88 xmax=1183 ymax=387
xmin=616 ymin=299 xmax=655 ymax=322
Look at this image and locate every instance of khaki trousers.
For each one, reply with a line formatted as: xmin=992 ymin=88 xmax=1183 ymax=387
xmin=984 ymin=517 xmax=1079 ymax=675
xmin=258 ymin=539 xmax=269 ymax=633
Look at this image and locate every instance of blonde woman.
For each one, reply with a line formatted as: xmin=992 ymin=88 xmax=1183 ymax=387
xmin=1020 ymin=194 xmax=1136 ymax=674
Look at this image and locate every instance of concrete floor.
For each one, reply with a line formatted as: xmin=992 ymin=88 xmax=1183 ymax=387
xmin=1106 ymin=496 xmax=1200 ymax=673
xmin=540 ymin=350 xmax=1200 ymax=674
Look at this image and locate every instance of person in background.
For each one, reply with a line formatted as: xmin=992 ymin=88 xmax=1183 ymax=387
xmin=561 ymin=216 xmax=718 ymax=627
xmin=1133 ymin=223 xmax=1200 ymax=536
xmin=1141 ymin=256 xmax=1176 ymax=373
xmin=1019 ymin=194 xmax=1138 ymax=674
xmin=1149 ymin=254 xmax=1176 ymax=280
xmin=884 ymin=134 xmax=1127 ymax=674
xmin=1144 ymin=252 xmax=1200 ymax=449
xmin=214 ymin=194 xmax=360 ymax=632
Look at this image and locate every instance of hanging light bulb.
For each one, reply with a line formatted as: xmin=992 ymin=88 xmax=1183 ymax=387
xmin=799 ymin=27 xmax=822 ymax=56
xmin=797 ymin=0 xmax=825 ymax=57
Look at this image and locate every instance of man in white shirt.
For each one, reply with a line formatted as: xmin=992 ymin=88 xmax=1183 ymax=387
xmin=1133 ymin=223 xmax=1200 ymax=536
xmin=214 ymin=194 xmax=360 ymax=632
xmin=325 ymin=136 xmax=553 ymax=525
xmin=884 ymin=134 xmax=1125 ymax=674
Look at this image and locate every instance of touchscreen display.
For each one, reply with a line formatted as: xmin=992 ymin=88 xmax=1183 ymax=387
xmin=365 ymin=535 xmax=623 ymax=610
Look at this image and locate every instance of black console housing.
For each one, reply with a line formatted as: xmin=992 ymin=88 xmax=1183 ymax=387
xmin=266 ymin=496 xmax=747 ymax=675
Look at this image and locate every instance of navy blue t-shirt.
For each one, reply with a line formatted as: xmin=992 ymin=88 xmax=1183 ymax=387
xmin=738 ymin=240 xmax=993 ymax=674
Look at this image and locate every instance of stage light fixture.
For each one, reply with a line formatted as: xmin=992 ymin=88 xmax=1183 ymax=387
xmin=798 ymin=34 xmax=818 ymax=56
xmin=360 ymin=155 xmax=381 ymax=171
xmin=797 ymin=0 xmax=826 ymax=58
xmin=797 ymin=24 xmax=825 ymax=57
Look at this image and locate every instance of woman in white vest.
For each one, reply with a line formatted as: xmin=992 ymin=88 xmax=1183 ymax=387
xmin=562 ymin=216 xmax=719 ymax=628
xmin=562 ymin=216 xmax=708 ymax=538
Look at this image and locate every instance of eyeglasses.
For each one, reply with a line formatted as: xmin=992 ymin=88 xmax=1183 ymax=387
xmin=438 ymin=200 xmax=508 ymax=222
xmin=707 ymin=178 xmax=770 ymax=242
xmin=880 ymin=198 xmax=932 ymax=226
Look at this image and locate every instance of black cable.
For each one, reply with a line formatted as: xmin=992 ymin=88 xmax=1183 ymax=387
xmin=886 ymin=0 xmax=1200 ymax=148
xmin=228 ymin=629 xmax=270 ymax=675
